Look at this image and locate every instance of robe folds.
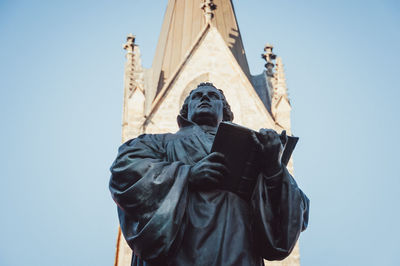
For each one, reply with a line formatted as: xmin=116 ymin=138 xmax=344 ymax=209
xmin=110 ymin=121 xmax=309 ymax=266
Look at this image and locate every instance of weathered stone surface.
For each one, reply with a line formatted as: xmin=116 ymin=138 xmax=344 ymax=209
xmin=144 ymin=27 xmax=275 ymax=135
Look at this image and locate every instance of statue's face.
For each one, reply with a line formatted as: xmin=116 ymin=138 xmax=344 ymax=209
xmin=187 ymin=86 xmax=224 ymax=127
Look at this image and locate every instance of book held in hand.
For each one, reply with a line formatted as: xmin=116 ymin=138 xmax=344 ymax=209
xmin=211 ymin=122 xmax=299 ymax=200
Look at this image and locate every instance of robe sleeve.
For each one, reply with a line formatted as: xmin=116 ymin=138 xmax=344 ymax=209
xmin=109 ymin=134 xmax=191 ymax=261
xmin=251 ymin=166 xmax=310 ymax=261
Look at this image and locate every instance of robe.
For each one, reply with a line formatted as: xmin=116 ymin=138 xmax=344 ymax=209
xmin=109 ymin=120 xmax=309 ymax=266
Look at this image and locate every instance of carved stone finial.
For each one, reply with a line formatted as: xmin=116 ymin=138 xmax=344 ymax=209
xmin=261 ymin=43 xmax=276 ymax=77
xmin=201 ymin=0 xmax=217 ymax=23
xmin=123 ymin=33 xmax=136 ymax=53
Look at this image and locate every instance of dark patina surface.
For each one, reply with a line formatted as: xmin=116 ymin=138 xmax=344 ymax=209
xmin=110 ymin=83 xmax=309 ymax=266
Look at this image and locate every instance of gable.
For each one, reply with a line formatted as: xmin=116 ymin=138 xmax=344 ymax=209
xmin=150 ymin=0 xmax=251 ymax=100
xmin=144 ymin=26 xmax=275 ymax=134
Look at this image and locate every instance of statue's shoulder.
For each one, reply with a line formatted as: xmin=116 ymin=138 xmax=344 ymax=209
xmin=115 ymin=133 xmax=173 ymax=158
xmin=123 ymin=132 xmax=173 ymax=147
xmin=120 ymin=127 xmax=194 ymax=151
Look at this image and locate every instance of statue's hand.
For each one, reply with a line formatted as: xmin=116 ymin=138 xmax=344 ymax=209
xmin=189 ymin=152 xmax=229 ymax=190
xmin=252 ymin=129 xmax=285 ymax=176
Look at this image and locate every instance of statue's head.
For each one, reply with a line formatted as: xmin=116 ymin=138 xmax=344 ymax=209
xmin=179 ymin=82 xmax=234 ymax=127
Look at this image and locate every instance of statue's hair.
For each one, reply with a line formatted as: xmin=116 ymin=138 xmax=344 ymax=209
xmin=179 ymin=82 xmax=234 ymax=122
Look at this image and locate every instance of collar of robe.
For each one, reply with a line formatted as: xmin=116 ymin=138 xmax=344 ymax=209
xmin=176 ymin=115 xmax=217 ymax=134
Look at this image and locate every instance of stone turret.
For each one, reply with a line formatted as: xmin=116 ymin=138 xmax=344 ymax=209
xmin=271 ymin=57 xmax=291 ymax=132
xmin=261 ymin=44 xmax=291 ymax=133
xmin=122 ymin=34 xmax=145 ymax=141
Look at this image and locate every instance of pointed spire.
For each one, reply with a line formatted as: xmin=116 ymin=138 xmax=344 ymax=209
xmin=122 ymin=33 xmax=144 ymax=95
xmin=123 ymin=34 xmax=136 ymax=95
xmin=271 ymin=56 xmax=291 ymax=130
xmin=150 ymin=0 xmax=251 ymax=101
xmin=201 ymin=0 xmax=217 ymax=23
xmin=261 ymin=44 xmax=290 ymax=126
xmin=262 ymin=43 xmax=276 ymax=77
xmin=122 ymin=34 xmax=146 ymax=140
xmin=273 ymin=57 xmax=288 ymax=100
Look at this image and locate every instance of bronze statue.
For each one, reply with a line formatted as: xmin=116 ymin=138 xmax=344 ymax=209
xmin=109 ymin=82 xmax=309 ymax=266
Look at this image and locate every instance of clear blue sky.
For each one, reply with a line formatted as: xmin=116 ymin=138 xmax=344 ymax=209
xmin=0 ymin=1 xmax=399 ymax=265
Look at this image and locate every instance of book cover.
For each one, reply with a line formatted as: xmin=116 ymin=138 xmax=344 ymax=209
xmin=211 ymin=122 xmax=299 ymax=200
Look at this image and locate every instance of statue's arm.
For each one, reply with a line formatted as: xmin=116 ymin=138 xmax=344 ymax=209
xmin=251 ymin=167 xmax=310 ymax=261
xmin=109 ymin=134 xmax=191 ymax=261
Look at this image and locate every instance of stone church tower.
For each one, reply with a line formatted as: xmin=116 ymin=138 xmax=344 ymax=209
xmin=115 ymin=0 xmax=299 ymax=265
